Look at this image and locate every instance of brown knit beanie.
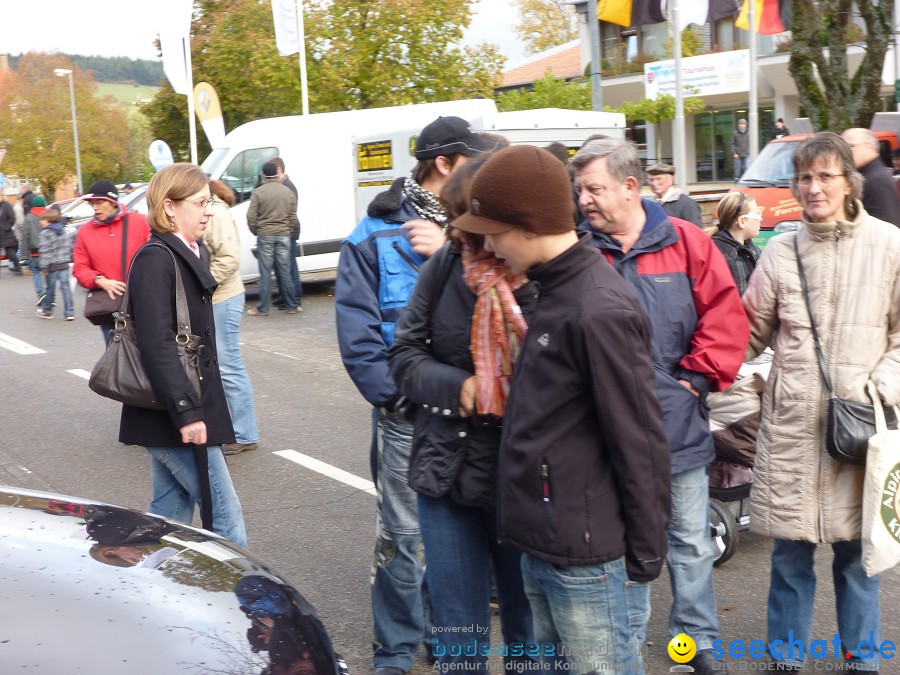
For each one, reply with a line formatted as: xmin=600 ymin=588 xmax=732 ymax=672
xmin=453 ymin=145 xmax=575 ymax=235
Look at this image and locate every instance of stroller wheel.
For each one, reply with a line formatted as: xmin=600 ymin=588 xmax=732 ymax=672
xmin=709 ymin=499 xmax=738 ymax=566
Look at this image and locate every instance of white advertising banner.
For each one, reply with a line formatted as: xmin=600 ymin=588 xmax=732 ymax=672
xmin=644 ymin=49 xmax=750 ymax=99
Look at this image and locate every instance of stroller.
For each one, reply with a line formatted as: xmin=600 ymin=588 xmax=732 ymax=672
xmin=706 ymin=351 xmax=771 ymax=565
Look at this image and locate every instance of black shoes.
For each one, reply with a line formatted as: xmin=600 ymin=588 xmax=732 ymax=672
xmin=689 ymin=649 xmax=729 ymax=673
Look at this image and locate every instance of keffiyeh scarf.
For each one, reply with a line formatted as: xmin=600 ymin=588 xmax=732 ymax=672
xmin=403 ymin=177 xmax=448 ymax=225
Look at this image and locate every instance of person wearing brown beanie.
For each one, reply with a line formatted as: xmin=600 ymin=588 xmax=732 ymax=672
xmin=455 ymin=145 xmax=671 ymax=675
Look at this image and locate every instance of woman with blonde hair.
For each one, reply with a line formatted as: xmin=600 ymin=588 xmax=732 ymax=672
xmin=205 ymin=179 xmax=260 ymax=456
xmin=120 ymin=163 xmax=247 ymax=547
xmin=712 ymin=192 xmax=761 ymax=295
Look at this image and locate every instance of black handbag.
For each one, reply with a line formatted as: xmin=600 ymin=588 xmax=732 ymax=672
xmin=84 ymin=214 xmax=129 ymax=325
xmin=794 ymin=235 xmax=898 ymax=465
xmin=89 ymin=242 xmax=203 ymax=410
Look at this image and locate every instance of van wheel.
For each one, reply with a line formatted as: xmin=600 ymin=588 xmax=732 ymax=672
xmin=709 ymin=499 xmax=738 ymax=566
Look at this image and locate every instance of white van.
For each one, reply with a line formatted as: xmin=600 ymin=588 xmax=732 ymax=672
xmin=131 ymin=103 xmax=626 ymax=283
xmin=198 ymin=99 xmax=497 ymax=282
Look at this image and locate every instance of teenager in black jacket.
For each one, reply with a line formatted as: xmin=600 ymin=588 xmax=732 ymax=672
xmin=388 ymin=156 xmax=536 ymax=672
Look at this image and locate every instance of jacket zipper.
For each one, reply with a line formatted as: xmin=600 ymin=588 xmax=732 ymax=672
xmin=392 ymin=241 xmax=419 ymax=271
xmin=541 ymin=462 xmax=551 ymax=503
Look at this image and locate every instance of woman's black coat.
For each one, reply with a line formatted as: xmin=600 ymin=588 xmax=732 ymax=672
xmin=118 ymin=232 xmax=235 ymax=448
xmin=711 ymin=229 xmax=760 ymax=296
xmin=388 ymin=244 xmax=537 ymax=508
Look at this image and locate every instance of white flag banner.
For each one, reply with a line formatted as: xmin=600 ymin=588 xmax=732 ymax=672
xmin=159 ymin=0 xmax=194 ymax=95
xmin=675 ymin=0 xmax=709 ymax=31
xmin=272 ymin=0 xmax=300 ymax=56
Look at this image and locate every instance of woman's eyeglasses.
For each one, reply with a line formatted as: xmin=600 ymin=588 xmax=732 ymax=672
xmin=792 ymin=172 xmax=845 ymax=187
xmin=180 ymin=197 xmax=212 ymax=209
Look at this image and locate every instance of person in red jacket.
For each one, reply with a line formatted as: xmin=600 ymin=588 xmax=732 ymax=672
xmin=573 ymin=138 xmax=750 ymax=675
xmin=73 ymin=179 xmax=150 ymax=344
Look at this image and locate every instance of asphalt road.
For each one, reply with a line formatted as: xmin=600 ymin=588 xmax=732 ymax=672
xmin=1 ymin=269 xmax=897 ymax=674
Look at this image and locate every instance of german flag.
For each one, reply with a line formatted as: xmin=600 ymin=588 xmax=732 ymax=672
xmin=597 ymin=0 xmax=666 ymax=28
xmin=736 ymin=0 xmax=793 ymax=35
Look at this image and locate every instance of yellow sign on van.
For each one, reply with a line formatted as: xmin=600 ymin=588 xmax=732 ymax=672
xmin=357 ymin=141 xmax=393 ymax=172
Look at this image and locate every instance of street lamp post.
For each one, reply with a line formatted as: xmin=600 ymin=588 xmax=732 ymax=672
xmin=54 ymin=68 xmax=82 ymax=196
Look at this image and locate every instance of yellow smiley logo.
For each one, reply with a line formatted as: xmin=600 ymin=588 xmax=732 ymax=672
xmin=667 ymin=633 xmax=697 ymax=664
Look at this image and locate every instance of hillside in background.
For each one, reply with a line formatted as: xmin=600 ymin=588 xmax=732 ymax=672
xmin=8 ymin=54 xmax=163 ymax=86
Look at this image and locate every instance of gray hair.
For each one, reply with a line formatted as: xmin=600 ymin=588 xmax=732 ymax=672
xmin=791 ymin=131 xmax=863 ymax=210
xmin=569 ymin=138 xmax=644 ymax=185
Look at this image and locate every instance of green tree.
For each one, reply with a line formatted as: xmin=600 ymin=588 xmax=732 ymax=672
xmin=143 ymin=0 xmax=504 ymax=160
xmin=663 ymin=27 xmax=705 ymax=58
xmin=790 ymin=0 xmax=891 ymax=130
xmin=0 ymin=53 xmax=134 ymax=197
xmin=609 ymin=95 xmax=706 ymax=159
xmin=496 ymin=71 xmax=591 ymax=111
xmin=513 ymin=0 xmax=579 ymax=56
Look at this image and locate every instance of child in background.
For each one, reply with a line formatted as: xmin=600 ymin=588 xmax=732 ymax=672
xmin=37 ymin=209 xmax=74 ymax=320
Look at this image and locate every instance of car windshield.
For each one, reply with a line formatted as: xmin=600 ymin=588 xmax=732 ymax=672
xmin=739 ymin=141 xmax=799 ymax=186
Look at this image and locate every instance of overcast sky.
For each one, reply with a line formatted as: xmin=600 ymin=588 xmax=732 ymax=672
xmin=2 ymin=0 xmax=527 ymax=67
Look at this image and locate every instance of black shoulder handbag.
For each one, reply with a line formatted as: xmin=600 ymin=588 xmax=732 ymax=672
xmin=84 ymin=214 xmax=129 ymax=325
xmin=89 ymin=242 xmax=203 ymax=410
xmin=794 ymin=234 xmax=898 ymax=465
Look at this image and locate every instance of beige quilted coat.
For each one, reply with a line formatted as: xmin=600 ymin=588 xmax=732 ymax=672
xmin=743 ymin=205 xmax=900 ymax=543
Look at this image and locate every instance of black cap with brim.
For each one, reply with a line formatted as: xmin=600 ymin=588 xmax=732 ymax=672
xmin=414 ymin=116 xmax=498 ymax=160
xmin=83 ymin=179 xmax=119 ymax=203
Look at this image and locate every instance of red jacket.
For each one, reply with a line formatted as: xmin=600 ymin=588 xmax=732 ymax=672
xmin=72 ymin=206 xmax=150 ymax=289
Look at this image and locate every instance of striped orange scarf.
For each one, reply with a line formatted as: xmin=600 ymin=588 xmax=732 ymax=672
xmin=460 ymin=239 xmax=528 ymax=418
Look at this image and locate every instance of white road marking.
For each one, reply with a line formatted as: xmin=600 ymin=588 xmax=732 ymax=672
xmin=67 ymin=369 xmax=92 ymax=380
xmin=274 ymin=450 xmax=376 ymax=495
xmin=0 ymin=332 xmax=46 ymax=355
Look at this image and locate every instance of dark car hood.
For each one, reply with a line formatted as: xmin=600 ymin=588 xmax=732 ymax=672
xmin=0 ymin=486 xmax=346 ymax=674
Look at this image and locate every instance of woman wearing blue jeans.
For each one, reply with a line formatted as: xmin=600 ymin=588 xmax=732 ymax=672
xmin=388 ymin=157 xmax=536 ymax=673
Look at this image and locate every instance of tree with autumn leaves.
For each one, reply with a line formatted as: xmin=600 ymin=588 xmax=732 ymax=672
xmin=0 ymin=53 xmax=148 ymax=198
xmin=143 ymin=0 xmax=505 ymax=160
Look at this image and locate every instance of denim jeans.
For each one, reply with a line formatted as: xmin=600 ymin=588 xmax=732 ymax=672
xmin=256 ymin=235 xmax=296 ymax=313
xmin=371 ymin=408 xmax=429 ymax=670
xmin=275 ymin=239 xmax=303 ymax=307
xmin=27 ymin=257 xmax=44 ymax=297
xmin=213 ymin=293 xmax=259 ymax=444
xmin=736 ymin=156 xmax=749 ymax=180
xmin=418 ymin=494 xmax=535 ymax=671
xmin=667 ymin=464 xmax=719 ymax=650
xmin=521 ymin=554 xmax=650 ymax=675
xmin=41 ymin=268 xmax=74 ymax=317
xmin=768 ymin=539 xmax=881 ymax=670
xmin=145 ymin=445 xmax=248 ymax=548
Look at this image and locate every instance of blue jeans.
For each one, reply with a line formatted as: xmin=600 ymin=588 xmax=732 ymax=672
xmin=418 ymin=494 xmax=535 ymax=671
xmin=41 ymin=268 xmax=74 ymax=317
xmin=522 ymin=554 xmax=650 ymax=675
xmin=768 ymin=539 xmax=881 ymax=670
xmin=256 ymin=235 xmax=296 ymax=313
xmin=371 ymin=408 xmax=429 ymax=670
xmin=213 ymin=293 xmax=259 ymax=444
xmin=27 ymin=257 xmax=44 ymax=296
xmin=667 ymin=464 xmax=719 ymax=650
xmin=736 ymin=156 xmax=749 ymax=180
xmin=145 ymin=445 xmax=248 ymax=548
xmin=275 ymin=239 xmax=303 ymax=306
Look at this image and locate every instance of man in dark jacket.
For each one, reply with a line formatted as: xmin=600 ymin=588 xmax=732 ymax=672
xmin=247 ymin=162 xmax=299 ymax=315
xmin=454 ymin=145 xmax=671 ymax=675
xmin=841 ymin=128 xmax=900 ymax=227
xmin=647 ymin=163 xmax=702 ymax=227
xmin=573 ymin=138 xmax=750 ymax=675
xmin=335 ymin=116 xmax=495 ymax=675
xmin=731 ymin=118 xmax=750 ymax=179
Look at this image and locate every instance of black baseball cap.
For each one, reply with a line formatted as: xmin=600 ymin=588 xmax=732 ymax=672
xmin=83 ymin=180 xmax=119 ymax=203
xmin=414 ymin=116 xmax=498 ymax=160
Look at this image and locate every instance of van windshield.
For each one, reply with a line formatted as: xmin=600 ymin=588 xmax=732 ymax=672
xmin=739 ymin=141 xmax=798 ymax=187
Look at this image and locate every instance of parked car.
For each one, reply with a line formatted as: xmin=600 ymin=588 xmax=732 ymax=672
xmin=0 ymin=485 xmax=349 ymax=674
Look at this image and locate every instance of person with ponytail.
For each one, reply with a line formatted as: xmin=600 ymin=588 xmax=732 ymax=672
xmin=712 ymin=192 xmax=762 ymax=295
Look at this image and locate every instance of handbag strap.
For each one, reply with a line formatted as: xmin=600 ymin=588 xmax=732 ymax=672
xmin=119 ymin=242 xmax=193 ymax=337
xmin=120 ymin=212 xmax=129 ymax=280
xmin=867 ymin=381 xmax=889 ymax=435
xmin=793 ymin=234 xmax=834 ymax=393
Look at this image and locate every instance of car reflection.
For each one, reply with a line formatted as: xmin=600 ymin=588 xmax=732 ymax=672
xmin=0 ymin=487 xmax=347 ymax=675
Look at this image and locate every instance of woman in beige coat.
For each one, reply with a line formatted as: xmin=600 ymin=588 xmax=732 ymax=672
xmin=744 ymin=132 xmax=900 ymax=671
